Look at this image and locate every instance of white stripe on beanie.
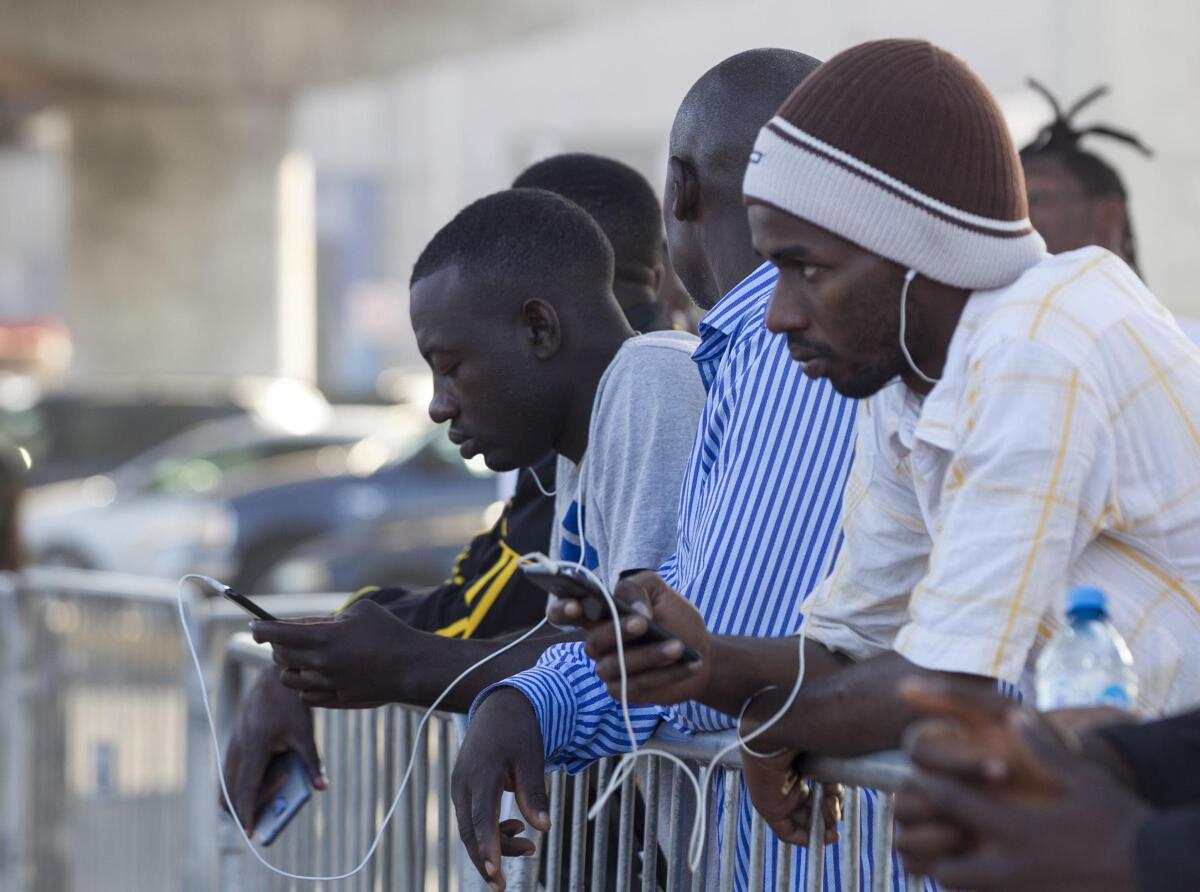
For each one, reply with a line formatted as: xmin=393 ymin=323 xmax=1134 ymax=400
xmin=743 ymin=116 xmax=1046 ymax=290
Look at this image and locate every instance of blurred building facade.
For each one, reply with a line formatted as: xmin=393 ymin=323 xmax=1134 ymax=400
xmin=1 ymin=0 xmax=1197 ymax=395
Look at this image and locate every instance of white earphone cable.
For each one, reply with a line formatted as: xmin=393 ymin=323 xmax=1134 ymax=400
xmin=899 ymin=268 xmax=941 ymax=386
xmin=178 ymin=574 xmax=548 ymax=882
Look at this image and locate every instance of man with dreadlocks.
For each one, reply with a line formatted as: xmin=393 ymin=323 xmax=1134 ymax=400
xmin=1020 ymin=80 xmax=1152 ymax=276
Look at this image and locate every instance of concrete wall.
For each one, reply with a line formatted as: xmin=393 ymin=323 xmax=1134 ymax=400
xmin=295 ymin=0 xmax=1200 ymax=373
xmin=65 ymin=97 xmax=288 ymax=378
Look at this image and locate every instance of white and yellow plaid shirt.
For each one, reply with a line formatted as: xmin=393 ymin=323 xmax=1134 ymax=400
xmin=805 ymin=247 xmax=1200 ymax=716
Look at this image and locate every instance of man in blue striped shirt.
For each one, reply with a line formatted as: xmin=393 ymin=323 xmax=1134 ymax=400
xmin=454 ymin=50 xmax=868 ymax=891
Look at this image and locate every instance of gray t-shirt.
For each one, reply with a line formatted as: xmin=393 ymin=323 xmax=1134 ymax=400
xmin=552 ymin=330 xmax=705 ymax=590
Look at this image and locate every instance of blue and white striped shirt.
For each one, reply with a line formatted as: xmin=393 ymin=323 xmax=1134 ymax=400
xmin=475 ymin=264 xmax=937 ymax=889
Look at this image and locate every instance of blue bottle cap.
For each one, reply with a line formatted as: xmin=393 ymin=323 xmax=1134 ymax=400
xmin=1066 ymin=586 xmax=1107 ymax=616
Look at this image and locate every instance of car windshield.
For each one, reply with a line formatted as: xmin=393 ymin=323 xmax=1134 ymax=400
xmin=0 ymin=399 xmax=242 ymax=485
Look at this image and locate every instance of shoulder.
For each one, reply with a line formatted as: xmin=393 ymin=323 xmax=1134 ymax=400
xmin=961 ymin=248 xmax=1184 ymax=371
xmin=602 ymin=331 xmax=702 ymax=385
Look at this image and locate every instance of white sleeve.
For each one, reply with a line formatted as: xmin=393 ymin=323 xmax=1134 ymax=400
xmin=801 ymin=397 xmax=932 ymax=659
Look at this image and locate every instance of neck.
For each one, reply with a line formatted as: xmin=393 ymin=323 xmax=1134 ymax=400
xmin=704 ymin=196 xmax=762 ymax=305
xmin=900 ymin=282 xmax=972 ymax=396
xmin=612 ymin=278 xmax=657 ymax=313
xmin=555 ymin=320 xmax=633 ymax=463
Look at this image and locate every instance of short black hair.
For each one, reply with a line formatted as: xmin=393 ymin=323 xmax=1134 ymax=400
xmin=1020 ymin=80 xmax=1152 ymax=273
xmin=410 ymin=188 xmax=615 ymax=305
xmin=513 ymin=153 xmax=662 ymax=279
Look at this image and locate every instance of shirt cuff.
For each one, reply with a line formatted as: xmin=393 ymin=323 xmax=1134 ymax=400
xmin=801 ymin=612 xmax=893 ymax=662
xmin=469 ymin=666 xmax=579 ymax=762
xmin=893 ymin=623 xmax=1016 ymax=685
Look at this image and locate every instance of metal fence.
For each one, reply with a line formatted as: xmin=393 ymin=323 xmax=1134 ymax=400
xmin=0 ymin=568 xmax=921 ymax=892
xmin=217 ymin=636 xmax=923 ymax=892
xmin=0 ymin=567 xmax=346 ymax=892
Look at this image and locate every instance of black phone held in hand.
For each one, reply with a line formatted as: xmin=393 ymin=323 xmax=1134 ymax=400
xmin=522 ymin=558 xmax=701 ymax=662
xmin=221 ymin=586 xmax=279 ymax=622
xmin=253 ymin=751 xmax=312 ymax=846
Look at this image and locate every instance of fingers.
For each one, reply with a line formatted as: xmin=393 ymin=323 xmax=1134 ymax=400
xmin=895 ymin=782 xmax=973 ymax=875
xmin=498 ymin=819 xmax=537 ymax=857
xmin=583 ymin=613 xmax=656 ymax=660
xmin=820 ymin=783 xmax=843 ymax=829
xmin=546 ymin=596 xmax=584 ymax=627
xmin=230 ymin=742 xmax=271 ymax=833
xmin=299 ymin=691 xmax=339 ymax=708
xmin=907 ymin=771 xmax=1010 ymax=838
xmin=250 ymin=619 xmax=333 ymax=649
xmin=903 ymin=717 xmax=1009 ymax=785
xmin=894 ymin=819 xmax=971 ymax=875
xmin=287 ymin=727 xmax=327 ymax=791
xmin=511 ymin=752 xmax=551 ymax=834
xmin=279 ymin=667 xmax=336 ymax=693
xmin=453 ymin=771 xmax=506 ymax=891
xmin=612 ymin=572 xmax=658 ymax=619
xmin=898 ymin=676 xmax=1012 ymax=733
xmin=592 ymin=632 xmax=693 ymax=678
xmin=1008 ymin=708 xmax=1083 ymax=788
xmin=744 ymin=755 xmax=813 ymax=846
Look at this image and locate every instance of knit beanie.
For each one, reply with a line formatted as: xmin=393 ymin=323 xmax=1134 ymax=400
xmin=743 ymin=39 xmax=1045 ymax=290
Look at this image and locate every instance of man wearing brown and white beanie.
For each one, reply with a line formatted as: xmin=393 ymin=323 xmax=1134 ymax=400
xmin=579 ymin=37 xmax=1200 ymax=890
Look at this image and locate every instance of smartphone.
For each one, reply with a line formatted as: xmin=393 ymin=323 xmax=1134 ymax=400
xmin=220 ymin=585 xmax=279 ymax=622
xmin=253 ymin=751 xmax=312 ymax=846
xmin=522 ymin=560 xmax=701 ymax=662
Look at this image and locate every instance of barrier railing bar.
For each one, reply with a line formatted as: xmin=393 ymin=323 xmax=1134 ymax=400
xmin=805 ymin=784 xmax=826 ymax=892
xmin=718 ymin=770 xmax=738 ymax=892
xmin=841 ymin=785 xmax=862 ymax=890
xmin=639 ymin=757 xmax=659 ymax=892
xmin=568 ymin=765 xmax=589 ymax=892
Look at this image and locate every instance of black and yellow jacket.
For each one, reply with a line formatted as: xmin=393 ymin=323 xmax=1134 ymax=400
xmin=340 ymin=453 xmax=555 ymax=639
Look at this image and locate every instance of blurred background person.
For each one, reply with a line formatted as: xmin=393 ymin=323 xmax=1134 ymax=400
xmin=1020 ymin=81 xmax=1153 ymax=275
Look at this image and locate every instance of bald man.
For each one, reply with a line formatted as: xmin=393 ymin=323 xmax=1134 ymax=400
xmin=453 ymin=50 xmax=860 ymax=891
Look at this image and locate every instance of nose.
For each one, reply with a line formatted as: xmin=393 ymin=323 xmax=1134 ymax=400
xmin=765 ymin=280 xmax=811 ymax=335
xmin=428 ymin=387 xmax=458 ymax=424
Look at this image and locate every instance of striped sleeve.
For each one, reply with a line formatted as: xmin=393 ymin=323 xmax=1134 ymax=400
xmin=469 ymin=642 xmax=662 ymax=772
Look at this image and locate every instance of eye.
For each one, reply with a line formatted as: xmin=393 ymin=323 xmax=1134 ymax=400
xmin=801 ymin=264 xmax=821 ymax=282
xmin=440 ymin=362 xmax=460 ymax=378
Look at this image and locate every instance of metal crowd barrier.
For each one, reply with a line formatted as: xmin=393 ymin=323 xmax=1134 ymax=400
xmin=217 ymin=635 xmax=924 ymax=892
xmin=0 ymin=567 xmax=346 ymax=892
xmin=0 ymin=567 xmax=923 ymax=892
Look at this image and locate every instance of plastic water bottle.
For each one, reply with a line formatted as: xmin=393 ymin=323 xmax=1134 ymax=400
xmin=1035 ymin=586 xmax=1138 ymax=711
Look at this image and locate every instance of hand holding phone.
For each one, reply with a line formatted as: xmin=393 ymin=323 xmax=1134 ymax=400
xmin=521 ymin=557 xmax=701 ymax=662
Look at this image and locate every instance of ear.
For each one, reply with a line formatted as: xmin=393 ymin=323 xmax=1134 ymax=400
xmin=651 ymin=261 xmax=664 ymax=294
xmin=668 ymin=155 xmax=699 ymax=223
xmin=520 ymin=299 xmax=562 ymax=360
xmin=1091 ymin=196 xmax=1127 ymax=255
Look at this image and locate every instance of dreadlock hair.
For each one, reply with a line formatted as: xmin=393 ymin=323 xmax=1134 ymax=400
xmin=1020 ymin=80 xmax=1153 ymax=274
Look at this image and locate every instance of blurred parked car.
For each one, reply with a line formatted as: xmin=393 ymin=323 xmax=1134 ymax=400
xmin=0 ymin=375 xmax=329 ymax=486
xmin=216 ymin=429 xmax=497 ymax=591
xmin=20 ymin=402 xmax=415 ymax=578
xmin=257 ymin=470 xmax=505 ymax=595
